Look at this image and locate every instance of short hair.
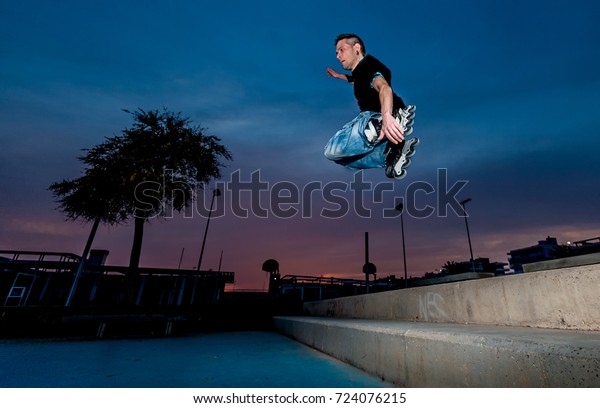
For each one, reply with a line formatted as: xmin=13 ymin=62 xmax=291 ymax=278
xmin=335 ymin=33 xmax=366 ymax=55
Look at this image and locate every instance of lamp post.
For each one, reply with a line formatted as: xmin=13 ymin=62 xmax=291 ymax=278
xmin=191 ymin=188 xmax=221 ymax=305
xmin=459 ymin=198 xmax=475 ymax=272
xmin=395 ymin=202 xmax=408 ymax=288
xmin=363 ymin=232 xmax=377 ymax=294
xmin=197 ymin=188 xmax=221 ymax=272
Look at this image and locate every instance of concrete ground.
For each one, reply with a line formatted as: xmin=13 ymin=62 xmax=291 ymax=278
xmin=0 ymin=331 xmax=392 ymax=388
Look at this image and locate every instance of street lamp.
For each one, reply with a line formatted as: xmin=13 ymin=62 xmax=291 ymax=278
xmin=197 ymin=188 xmax=221 ymax=271
xmin=395 ymin=202 xmax=408 ymax=288
xmin=459 ymin=198 xmax=475 ymax=272
xmin=191 ymin=188 xmax=221 ymax=305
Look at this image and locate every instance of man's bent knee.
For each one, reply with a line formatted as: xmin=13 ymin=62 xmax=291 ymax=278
xmin=324 ymin=146 xmax=341 ymax=161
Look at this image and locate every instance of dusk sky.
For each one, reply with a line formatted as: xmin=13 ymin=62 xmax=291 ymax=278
xmin=2 ymin=0 xmax=600 ymax=290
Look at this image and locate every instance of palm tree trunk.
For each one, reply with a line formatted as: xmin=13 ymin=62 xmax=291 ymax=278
xmin=126 ymin=214 xmax=145 ymax=304
xmin=129 ymin=215 xmax=145 ymax=271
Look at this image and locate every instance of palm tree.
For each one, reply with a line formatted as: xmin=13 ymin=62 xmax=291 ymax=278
xmin=50 ymin=108 xmax=232 ymax=300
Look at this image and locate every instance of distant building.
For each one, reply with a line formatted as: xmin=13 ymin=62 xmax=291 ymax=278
xmin=559 ymin=236 xmax=600 ymax=258
xmin=507 ymin=236 xmax=560 ymax=273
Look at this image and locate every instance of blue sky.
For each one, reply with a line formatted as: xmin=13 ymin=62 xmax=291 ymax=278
xmin=2 ymin=0 xmax=600 ymax=289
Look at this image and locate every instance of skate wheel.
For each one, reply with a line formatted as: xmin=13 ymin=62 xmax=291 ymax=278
xmin=394 ymin=169 xmax=407 ymax=180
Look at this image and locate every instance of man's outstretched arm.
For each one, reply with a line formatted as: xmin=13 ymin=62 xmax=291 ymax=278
xmin=326 ymin=67 xmax=353 ymax=83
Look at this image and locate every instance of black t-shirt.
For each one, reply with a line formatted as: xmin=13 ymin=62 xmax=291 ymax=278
xmin=348 ymin=55 xmax=405 ymax=112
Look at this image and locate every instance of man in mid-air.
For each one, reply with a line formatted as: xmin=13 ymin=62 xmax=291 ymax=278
xmin=325 ymin=33 xmax=418 ymax=179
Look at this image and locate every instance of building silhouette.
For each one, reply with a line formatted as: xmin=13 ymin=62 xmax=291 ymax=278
xmin=507 ymin=237 xmax=560 ymax=273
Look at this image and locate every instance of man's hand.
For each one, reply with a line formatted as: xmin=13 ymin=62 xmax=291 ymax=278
xmin=326 ymin=67 xmax=348 ymax=81
xmin=379 ymin=112 xmax=405 ymax=144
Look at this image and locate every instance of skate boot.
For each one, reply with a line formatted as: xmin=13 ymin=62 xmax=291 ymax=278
xmin=385 ymin=137 xmax=420 ymax=179
xmin=394 ymin=105 xmax=416 ymax=137
xmin=364 ymin=117 xmax=382 ymax=143
xmin=365 ymin=105 xmax=416 ymax=144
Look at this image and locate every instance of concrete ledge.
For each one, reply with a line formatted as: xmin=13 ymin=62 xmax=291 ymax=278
xmin=303 ymin=265 xmax=600 ymax=330
xmin=412 ymin=272 xmax=494 ymax=286
xmin=274 ymin=316 xmax=600 ymax=387
xmin=524 ymin=253 xmax=600 ymax=272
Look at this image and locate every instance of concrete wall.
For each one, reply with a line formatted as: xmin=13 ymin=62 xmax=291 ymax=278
xmin=303 ymin=264 xmax=600 ymax=331
xmin=275 ymin=262 xmax=600 ymax=386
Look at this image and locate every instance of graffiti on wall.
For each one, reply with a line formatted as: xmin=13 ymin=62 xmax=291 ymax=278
xmin=418 ymin=292 xmax=449 ymax=321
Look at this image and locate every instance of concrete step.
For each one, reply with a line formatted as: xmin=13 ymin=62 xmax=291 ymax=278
xmin=273 ymin=316 xmax=600 ymax=387
xmin=303 ymin=264 xmax=600 ymax=331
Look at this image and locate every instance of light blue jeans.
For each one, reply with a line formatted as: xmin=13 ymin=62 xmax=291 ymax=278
xmin=324 ymin=111 xmax=387 ymax=169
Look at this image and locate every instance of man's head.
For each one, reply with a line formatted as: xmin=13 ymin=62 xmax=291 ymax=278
xmin=335 ymin=33 xmax=365 ymax=71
